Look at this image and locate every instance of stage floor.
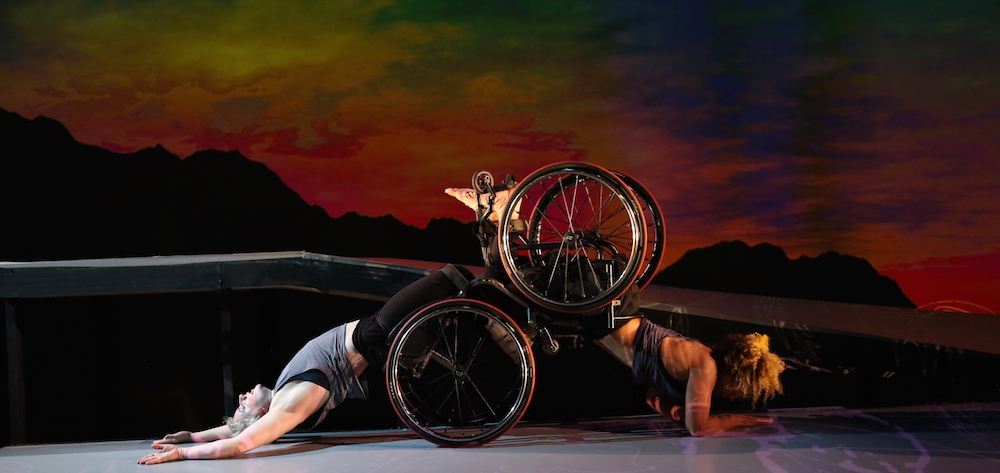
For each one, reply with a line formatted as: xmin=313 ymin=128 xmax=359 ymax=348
xmin=2 ymin=403 xmax=999 ymax=473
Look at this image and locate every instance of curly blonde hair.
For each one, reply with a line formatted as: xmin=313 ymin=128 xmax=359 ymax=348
xmin=713 ymin=333 xmax=785 ymax=408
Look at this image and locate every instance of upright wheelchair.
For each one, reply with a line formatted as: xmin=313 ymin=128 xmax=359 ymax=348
xmin=383 ymin=162 xmax=665 ymax=447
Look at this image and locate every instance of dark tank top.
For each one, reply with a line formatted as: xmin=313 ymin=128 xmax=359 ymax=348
xmin=631 ymin=318 xmax=688 ymax=399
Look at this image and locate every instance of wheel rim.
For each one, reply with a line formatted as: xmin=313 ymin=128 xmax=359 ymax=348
xmin=498 ymin=162 xmax=646 ymax=312
xmin=386 ymin=299 xmax=534 ymax=447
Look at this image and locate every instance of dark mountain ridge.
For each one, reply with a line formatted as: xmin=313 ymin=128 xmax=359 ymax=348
xmin=653 ymin=240 xmax=915 ymax=307
xmin=0 ymin=107 xmax=482 ymax=264
xmin=1 ymin=107 xmax=913 ymax=307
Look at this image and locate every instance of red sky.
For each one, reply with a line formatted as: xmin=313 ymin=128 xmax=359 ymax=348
xmin=1 ymin=0 xmax=998 ymax=313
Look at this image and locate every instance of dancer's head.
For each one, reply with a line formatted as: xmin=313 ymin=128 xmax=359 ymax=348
xmin=712 ymin=333 xmax=785 ymax=408
xmin=225 ymin=384 xmax=273 ymax=435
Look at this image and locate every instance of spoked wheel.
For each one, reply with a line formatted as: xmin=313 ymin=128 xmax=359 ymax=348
xmin=497 ymin=162 xmax=646 ymax=313
xmin=613 ymin=171 xmax=666 ymax=290
xmin=386 ymin=299 xmax=534 ymax=447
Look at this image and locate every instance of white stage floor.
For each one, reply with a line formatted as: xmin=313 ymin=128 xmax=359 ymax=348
xmin=2 ymin=403 xmax=999 ymax=473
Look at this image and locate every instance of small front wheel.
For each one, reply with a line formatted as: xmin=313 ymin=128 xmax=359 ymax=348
xmin=472 ymin=170 xmax=494 ymax=194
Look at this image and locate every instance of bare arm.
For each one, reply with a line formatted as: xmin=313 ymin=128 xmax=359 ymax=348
xmin=139 ymin=382 xmax=329 ymax=465
xmin=683 ymin=350 xmax=772 ymax=436
xmin=152 ymin=425 xmax=232 ymax=445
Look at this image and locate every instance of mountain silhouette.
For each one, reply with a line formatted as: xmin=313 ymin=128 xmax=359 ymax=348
xmin=0 ymin=107 xmax=482 ymax=264
xmin=652 ymin=240 xmax=915 ymax=308
xmin=2 ymin=107 xmax=914 ymax=307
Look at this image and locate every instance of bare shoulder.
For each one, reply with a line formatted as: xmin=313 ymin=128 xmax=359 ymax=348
xmin=605 ymin=317 xmax=643 ymax=347
xmin=270 ymin=380 xmax=330 ymax=414
xmin=662 ymin=336 xmax=711 ymax=355
xmin=660 ymin=337 xmax=714 ymax=372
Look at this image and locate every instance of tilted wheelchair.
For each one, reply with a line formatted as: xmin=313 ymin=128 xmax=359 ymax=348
xmin=384 ymin=162 xmax=665 ymax=447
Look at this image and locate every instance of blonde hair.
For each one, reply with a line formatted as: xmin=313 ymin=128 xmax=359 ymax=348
xmin=714 ymin=333 xmax=786 ymax=408
xmin=224 ymin=410 xmax=266 ymax=436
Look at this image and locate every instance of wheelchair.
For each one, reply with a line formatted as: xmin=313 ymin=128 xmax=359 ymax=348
xmin=384 ymin=162 xmax=665 ymax=447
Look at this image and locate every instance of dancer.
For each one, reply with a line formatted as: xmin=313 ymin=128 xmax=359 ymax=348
xmin=138 ymin=265 xmax=473 ymax=465
xmin=596 ymin=318 xmax=784 ymax=436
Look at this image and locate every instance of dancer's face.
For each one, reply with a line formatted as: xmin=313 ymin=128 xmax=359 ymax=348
xmin=234 ymin=384 xmax=272 ymax=421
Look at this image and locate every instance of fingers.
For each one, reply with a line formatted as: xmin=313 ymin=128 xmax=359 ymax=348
xmin=150 ymin=440 xmax=176 ymax=449
xmin=137 ymin=451 xmax=167 ymax=465
xmin=152 ymin=431 xmax=188 ymax=445
xmin=138 ymin=446 xmax=176 ymax=465
xmin=669 ymin=405 xmax=684 ymax=422
xmin=736 ymin=414 xmax=774 ymax=426
xmin=152 ymin=434 xmax=176 ymax=445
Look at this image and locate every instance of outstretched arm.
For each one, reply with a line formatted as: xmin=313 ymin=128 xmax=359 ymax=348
xmin=153 ymin=425 xmax=232 ymax=445
xmin=139 ymin=382 xmax=328 ymax=465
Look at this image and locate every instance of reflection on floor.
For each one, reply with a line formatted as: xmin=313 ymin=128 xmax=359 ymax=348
xmin=2 ymin=403 xmax=999 ymax=473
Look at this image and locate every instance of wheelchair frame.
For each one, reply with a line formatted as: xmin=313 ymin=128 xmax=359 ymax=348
xmin=384 ymin=162 xmax=665 ymax=447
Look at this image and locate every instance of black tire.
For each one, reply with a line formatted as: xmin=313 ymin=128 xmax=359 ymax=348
xmin=613 ymin=171 xmax=666 ymax=290
xmin=385 ymin=299 xmax=534 ymax=447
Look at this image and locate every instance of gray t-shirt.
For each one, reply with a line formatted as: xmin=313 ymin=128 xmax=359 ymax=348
xmin=273 ymin=322 xmax=367 ymax=429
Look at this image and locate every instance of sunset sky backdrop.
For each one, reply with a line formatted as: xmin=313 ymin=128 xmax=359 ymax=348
xmin=2 ymin=0 xmax=998 ymax=313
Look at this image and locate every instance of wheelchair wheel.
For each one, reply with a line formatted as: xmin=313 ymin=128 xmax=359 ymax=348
xmin=386 ymin=299 xmax=534 ymax=447
xmin=613 ymin=171 xmax=666 ymax=290
xmin=497 ymin=162 xmax=646 ymax=312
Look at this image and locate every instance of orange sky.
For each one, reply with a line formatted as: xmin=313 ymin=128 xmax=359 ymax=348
xmin=1 ymin=0 xmax=998 ymax=313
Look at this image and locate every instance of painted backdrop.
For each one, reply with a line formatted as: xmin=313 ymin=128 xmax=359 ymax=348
xmin=1 ymin=0 xmax=998 ymax=313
